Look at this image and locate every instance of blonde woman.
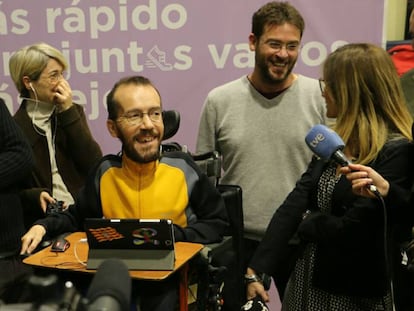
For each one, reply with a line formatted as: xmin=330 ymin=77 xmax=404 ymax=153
xmin=247 ymin=43 xmax=413 ymax=311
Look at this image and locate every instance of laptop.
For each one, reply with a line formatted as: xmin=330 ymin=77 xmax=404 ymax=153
xmin=84 ymin=218 xmax=175 ymax=270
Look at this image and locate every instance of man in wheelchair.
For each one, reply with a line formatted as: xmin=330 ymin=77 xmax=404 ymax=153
xmin=20 ymin=75 xmax=228 ymax=311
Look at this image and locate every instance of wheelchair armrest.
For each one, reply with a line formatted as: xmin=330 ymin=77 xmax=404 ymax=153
xmin=205 ymin=236 xmax=234 ymax=265
xmin=192 ymin=151 xmax=222 ymax=184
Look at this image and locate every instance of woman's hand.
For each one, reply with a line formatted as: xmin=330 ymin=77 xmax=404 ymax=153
xmin=339 ymin=163 xmax=389 ymax=198
xmin=53 ymin=78 xmax=73 ymax=112
xmin=20 ymin=225 xmax=47 ymax=255
xmin=39 ymin=191 xmax=55 ymax=213
xmin=245 ymin=268 xmax=270 ymax=302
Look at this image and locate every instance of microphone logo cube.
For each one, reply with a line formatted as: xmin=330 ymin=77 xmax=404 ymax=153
xmin=308 ymin=132 xmax=326 ymax=148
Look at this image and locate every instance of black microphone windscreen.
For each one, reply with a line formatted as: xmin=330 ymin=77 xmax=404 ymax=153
xmin=86 ymin=258 xmax=131 ymax=311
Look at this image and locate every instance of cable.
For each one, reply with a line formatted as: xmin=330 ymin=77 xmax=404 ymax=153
xmin=21 ymin=96 xmax=58 ymax=153
xmin=74 ymin=238 xmax=87 ymax=267
xmin=25 ymin=87 xmax=47 ymax=137
xmin=372 ymin=189 xmax=395 ymax=310
xmin=368 ymin=184 xmax=382 ymax=198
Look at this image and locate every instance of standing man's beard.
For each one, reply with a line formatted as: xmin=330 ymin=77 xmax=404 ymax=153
xmin=261 ymin=61 xmax=295 ymax=84
xmin=256 ymin=53 xmax=297 ymax=85
xmin=118 ymin=130 xmax=160 ymax=164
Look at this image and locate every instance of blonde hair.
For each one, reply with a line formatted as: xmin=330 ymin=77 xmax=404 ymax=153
xmin=323 ymin=43 xmax=412 ymax=165
xmin=9 ymin=42 xmax=68 ymax=98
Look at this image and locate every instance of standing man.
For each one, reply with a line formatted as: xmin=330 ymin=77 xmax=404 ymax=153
xmin=196 ymin=1 xmax=328 ymax=299
xmin=9 ymin=43 xmax=102 ymax=227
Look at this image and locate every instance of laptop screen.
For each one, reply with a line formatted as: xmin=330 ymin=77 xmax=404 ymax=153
xmin=84 ymin=218 xmax=176 ymax=270
xmin=84 ymin=218 xmax=175 ymax=250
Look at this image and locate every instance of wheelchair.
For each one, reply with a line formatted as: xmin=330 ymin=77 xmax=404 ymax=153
xmin=162 ymin=110 xmax=245 ymax=311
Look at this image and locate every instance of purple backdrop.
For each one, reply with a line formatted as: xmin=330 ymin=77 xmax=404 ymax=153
xmin=0 ymin=1 xmax=386 ymax=309
xmin=1 ymin=0 xmax=385 ymax=154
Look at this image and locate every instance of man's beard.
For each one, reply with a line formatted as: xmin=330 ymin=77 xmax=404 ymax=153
xmin=119 ymin=130 xmax=160 ymax=163
xmin=256 ymin=53 xmax=296 ymax=84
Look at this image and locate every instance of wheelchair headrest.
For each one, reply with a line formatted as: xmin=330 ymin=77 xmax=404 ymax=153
xmin=162 ymin=110 xmax=180 ymax=140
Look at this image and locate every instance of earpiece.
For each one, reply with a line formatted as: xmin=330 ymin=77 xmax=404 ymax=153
xmin=29 ymin=82 xmax=34 ymax=92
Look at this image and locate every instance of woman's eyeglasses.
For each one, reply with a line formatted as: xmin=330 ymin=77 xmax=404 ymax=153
xmin=319 ymin=78 xmax=326 ymax=95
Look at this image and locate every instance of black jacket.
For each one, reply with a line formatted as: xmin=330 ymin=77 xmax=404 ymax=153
xmin=250 ymin=138 xmax=414 ymax=298
xmin=14 ymin=101 xmax=102 ymax=227
xmin=0 ymin=99 xmax=34 ymax=254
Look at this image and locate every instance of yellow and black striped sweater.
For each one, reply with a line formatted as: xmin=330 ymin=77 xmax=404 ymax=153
xmin=36 ymin=151 xmax=228 ymax=244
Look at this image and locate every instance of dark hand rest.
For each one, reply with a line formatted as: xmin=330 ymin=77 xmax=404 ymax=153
xmin=20 ymin=240 xmax=53 ymax=258
xmin=20 ymin=252 xmax=30 ymax=259
xmin=39 ymin=239 xmax=52 ymax=249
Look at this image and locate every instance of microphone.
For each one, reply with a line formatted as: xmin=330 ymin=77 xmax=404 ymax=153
xmin=86 ymin=259 xmax=131 ymax=311
xmin=305 ymin=124 xmax=350 ymax=166
xmin=305 ymin=124 xmax=378 ymax=194
xmin=286 ymin=125 xmax=382 ymax=246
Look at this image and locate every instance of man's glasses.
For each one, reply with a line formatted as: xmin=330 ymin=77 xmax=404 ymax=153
xmin=117 ymin=108 xmax=162 ymax=126
xmin=267 ymin=41 xmax=300 ymax=53
xmin=319 ymin=78 xmax=326 ymax=95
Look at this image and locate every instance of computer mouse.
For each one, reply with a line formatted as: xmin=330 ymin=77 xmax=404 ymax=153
xmin=50 ymin=236 xmax=70 ymax=252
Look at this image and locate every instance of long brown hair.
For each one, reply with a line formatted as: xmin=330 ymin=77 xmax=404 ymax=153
xmin=323 ymin=43 xmax=412 ymax=164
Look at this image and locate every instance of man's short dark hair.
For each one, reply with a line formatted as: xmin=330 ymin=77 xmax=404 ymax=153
xmin=106 ymin=76 xmax=162 ymax=121
xmin=252 ymin=1 xmax=305 ymax=39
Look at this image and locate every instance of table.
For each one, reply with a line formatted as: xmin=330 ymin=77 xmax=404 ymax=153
xmin=23 ymin=232 xmax=203 ymax=311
